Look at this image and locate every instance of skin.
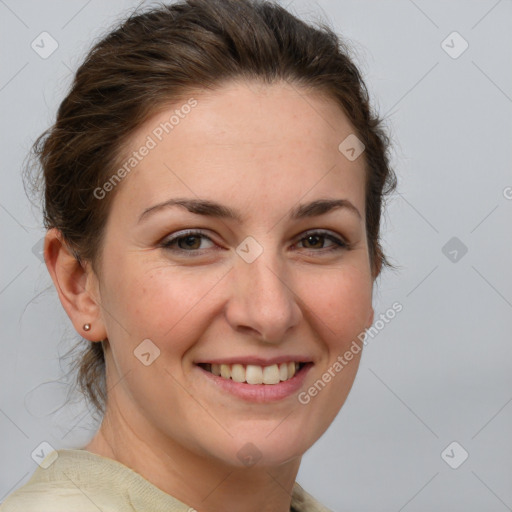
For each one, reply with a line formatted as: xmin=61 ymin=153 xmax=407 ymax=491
xmin=45 ymin=79 xmax=376 ymax=512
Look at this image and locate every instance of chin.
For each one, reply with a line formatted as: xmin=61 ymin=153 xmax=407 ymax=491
xmin=200 ymin=422 xmax=318 ymax=469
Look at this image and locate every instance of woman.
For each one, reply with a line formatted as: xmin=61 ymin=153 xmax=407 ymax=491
xmin=1 ymin=0 xmax=397 ymax=510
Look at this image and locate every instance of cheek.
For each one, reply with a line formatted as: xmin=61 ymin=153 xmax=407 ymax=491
xmin=103 ymin=258 xmax=227 ymax=347
xmin=297 ymin=264 xmax=372 ymax=348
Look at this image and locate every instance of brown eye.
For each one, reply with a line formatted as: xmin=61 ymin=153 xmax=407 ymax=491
xmin=301 ymin=234 xmax=325 ymax=249
xmin=296 ymin=231 xmax=348 ymax=253
xmin=161 ymin=230 xmax=215 ymax=253
xmin=177 ymin=235 xmax=202 ymax=250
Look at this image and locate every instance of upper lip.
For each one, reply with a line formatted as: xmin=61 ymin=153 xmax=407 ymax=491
xmin=195 ymin=356 xmax=313 ymax=366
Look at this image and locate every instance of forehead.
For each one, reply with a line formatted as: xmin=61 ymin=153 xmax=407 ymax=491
xmin=109 ymin=79 xmax=366 ymax=224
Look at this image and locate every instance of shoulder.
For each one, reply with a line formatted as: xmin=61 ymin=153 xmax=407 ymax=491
xmin=291 ymin=482 xmax=334 ymax=512
xmin=0 ymin=448 xmax=194 ymax=512
xmin=0 ymin=482 xmax=114 ymax=512
xmin=0 ymin=450 xmax=130 ymax=512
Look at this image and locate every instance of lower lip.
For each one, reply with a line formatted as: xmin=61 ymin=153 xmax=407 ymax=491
xmin=196 ymin=363 xmax=313 ymax=403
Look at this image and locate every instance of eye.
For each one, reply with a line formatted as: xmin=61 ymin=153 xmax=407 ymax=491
xmin=160 ymin=230 xmax=216 ymax=255
xmin=295 ymin=230 xmax=349 ymax=254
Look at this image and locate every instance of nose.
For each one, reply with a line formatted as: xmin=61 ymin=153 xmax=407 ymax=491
xmin=224 ymin=248 xmax=302 ymax=344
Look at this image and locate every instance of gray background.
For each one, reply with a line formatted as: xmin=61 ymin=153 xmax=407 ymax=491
xmin=1 ymin=0 xmax=511 ymax=510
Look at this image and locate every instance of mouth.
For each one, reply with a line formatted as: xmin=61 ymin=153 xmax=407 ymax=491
xmin=197 ymin=361 xmax=308 ymax=385
xmin=195 ymin=360 xmax=314 ymax=402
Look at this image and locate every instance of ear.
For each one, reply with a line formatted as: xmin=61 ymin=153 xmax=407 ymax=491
xmin=44 ymin=228 xmax=107 ymax=342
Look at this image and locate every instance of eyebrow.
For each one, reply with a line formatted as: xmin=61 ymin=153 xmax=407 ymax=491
xmin=138 ymin=197 xmax=362 ymax=224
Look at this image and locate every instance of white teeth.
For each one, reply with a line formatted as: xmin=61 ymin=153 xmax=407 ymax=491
xmin=279 ymin=362 xmax=288 ymax=381
xmin=231 ymin=363 xmax=245 ymax=383
xmin=204 ymin=362 xmax=303 ymax=384
xmin=220 ymin=364 xmax=230 ymax=379
xmin=262 ymin=364 xmax=280 ymax=385
xmin=246 ymin=365 xmax=263 ymax=384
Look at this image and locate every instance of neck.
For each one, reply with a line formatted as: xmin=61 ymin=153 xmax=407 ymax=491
xmin=85 ymin=396 xmax=301 ymax=512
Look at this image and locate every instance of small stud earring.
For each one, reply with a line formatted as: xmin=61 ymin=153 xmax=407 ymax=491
xmin=83 ymin=323 xmax=91 ymax=331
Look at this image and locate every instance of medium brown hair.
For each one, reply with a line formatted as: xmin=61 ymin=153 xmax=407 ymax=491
xmin=25 ymin=0 xmax=397 ymax=414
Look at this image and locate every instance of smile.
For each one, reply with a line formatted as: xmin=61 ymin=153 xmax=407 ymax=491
xmin=198 ymin=362 xmax=307 ymax=385
xmin=195 ymin=360 xmax=313 ymax=403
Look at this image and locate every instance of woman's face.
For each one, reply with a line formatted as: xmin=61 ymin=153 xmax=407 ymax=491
xmin=94 ymin=79 xmax=374 ymax=467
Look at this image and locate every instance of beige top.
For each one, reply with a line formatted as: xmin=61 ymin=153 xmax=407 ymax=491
xmin=0 ymin=449 xmax=332 ymax=512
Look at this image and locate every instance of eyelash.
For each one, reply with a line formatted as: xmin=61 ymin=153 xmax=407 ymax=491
xmin=160 ymin=229 xmax=350 ymax=256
